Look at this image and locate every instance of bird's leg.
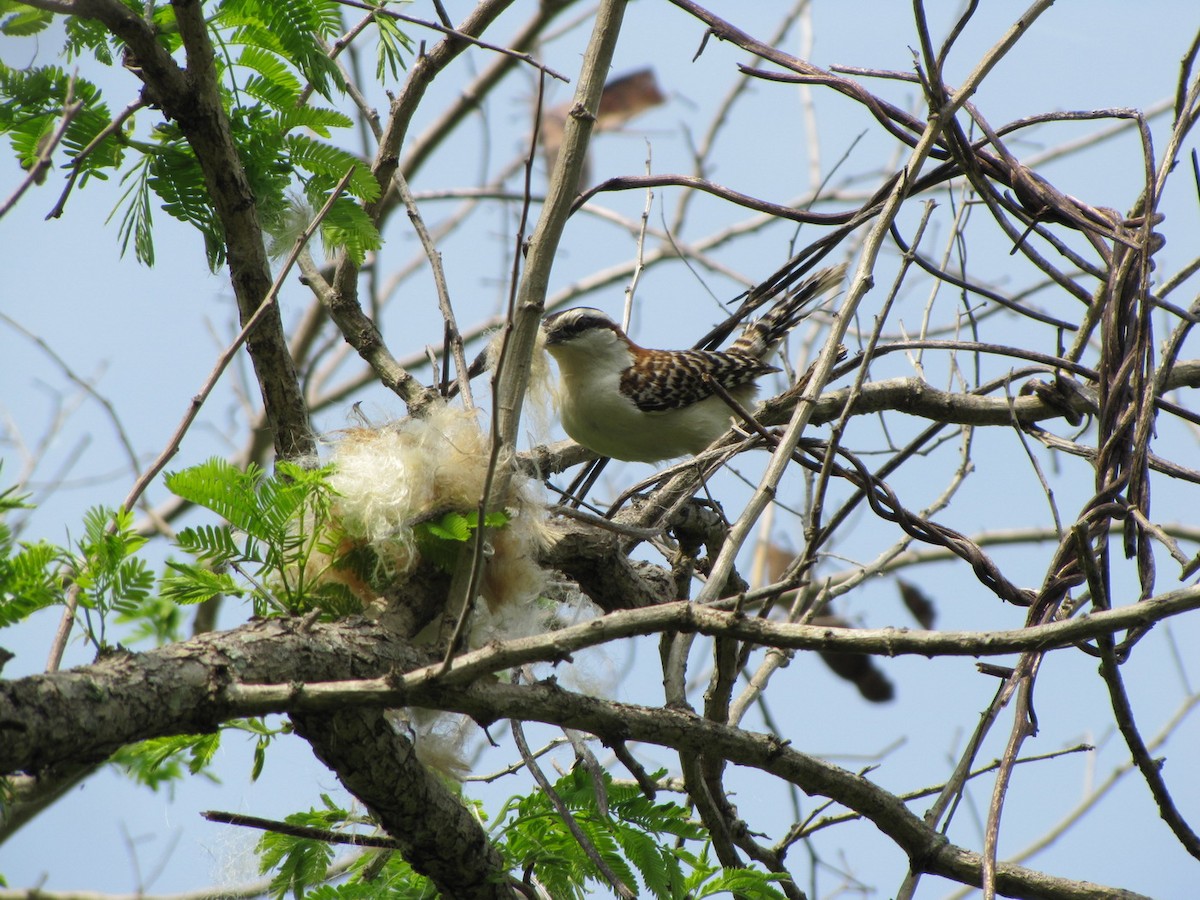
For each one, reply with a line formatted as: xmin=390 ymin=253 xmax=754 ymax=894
xmin=557 ymin=456 xmax=610 ymax=509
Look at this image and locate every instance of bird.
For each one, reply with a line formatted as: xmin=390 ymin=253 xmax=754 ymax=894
xmin=541 ymin=263 xmax=846 ymax=462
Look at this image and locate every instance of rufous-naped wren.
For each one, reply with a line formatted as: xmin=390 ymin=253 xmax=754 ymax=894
xmin=541 ymin=264 xmax=846 ymax=462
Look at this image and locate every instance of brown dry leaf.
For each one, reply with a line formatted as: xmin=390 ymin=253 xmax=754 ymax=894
xmin=897 ymin=578 xmax=937 ymax=629
xmin=542 ymin=68 xmax=665 ymax=187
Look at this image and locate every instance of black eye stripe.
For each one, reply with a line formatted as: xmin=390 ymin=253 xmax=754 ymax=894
xmin=543 ymin=309 xmax=617 ymax=341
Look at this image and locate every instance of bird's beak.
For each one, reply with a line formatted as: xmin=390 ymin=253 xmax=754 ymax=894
xmin=541 ymin=323 xmax=563 ymax=346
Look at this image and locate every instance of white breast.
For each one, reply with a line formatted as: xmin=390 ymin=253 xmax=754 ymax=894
xmin=548 ymin=331 xmax=755 ymax=461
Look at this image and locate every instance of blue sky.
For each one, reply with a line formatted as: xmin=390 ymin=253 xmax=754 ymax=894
xmin=3 ymin=2 xmax=1200 ymax=897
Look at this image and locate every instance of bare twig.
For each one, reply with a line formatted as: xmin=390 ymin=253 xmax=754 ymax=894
xmin=0 ymin=75 xmax=82 ymax=220
xmin=202 ymin=809 xmax=400 ymax=849
xmin=511 ymin=716 xmax=636 ymax=899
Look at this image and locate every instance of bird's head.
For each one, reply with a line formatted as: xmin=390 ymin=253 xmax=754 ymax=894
xmin=541 ymin=308 xmax=637 ymax=370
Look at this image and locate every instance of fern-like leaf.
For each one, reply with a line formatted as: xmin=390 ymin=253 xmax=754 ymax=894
xmin=0 ymin=65 xmax=119 ymax=174
xmin=693 ymin=869 xmax=788 ymax=899
xmin=166 ymin=458 xmax=270 ymax=539
xmin=147 ymin=136 xmax=226 ymax=268
xmin=257 ymin=804 xmax=340 ymax=899
xmin=372 ymin=11 xmax=413 ymax=82
xmin=1 ymin=3 xmax=53 ymax=37
xmin=222 ymin=0 xmax=343 ymax=99
xmin=316 ymin=195 xmax=381 ymax=266
xmin=174 ymin=523 xmax=246 ymax=564
xmin=111 ymin=155 xmax=157 ymax=265
xmin=160 ymin=561 xmax=242 ymax=605
xmin=285 ymin=134 xmax=376 ymax=200
xmin=236 ymin=44 xmax=302 ymax=100
xmin=112 ymin=557 xmax=154 ymax=612
xmin=273 ymin=104 xmax=352 ymax=138
xmin=0 ymin=539 xmax=62 ymax=628
xmin=113 ymin=732 xmax=223 ymax=791
xmin=63 ymin=14 xmax=117 ymax=64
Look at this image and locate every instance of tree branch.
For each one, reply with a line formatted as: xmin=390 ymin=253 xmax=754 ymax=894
xmin=43 ymin=0 xmax=314 ymax=460
xmin=2 ymin=601 xmax=1167 ymax=899
xmin=7 ymin=584 xmax=1199 ymax=775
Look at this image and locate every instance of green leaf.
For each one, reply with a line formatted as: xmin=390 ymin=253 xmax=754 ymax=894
xmin=237 ymin=44 xmax=303 ymax=101
xmin=0 ymin=65 xmax=118 ymax=172
xmin=0 ymin=3 xmax=52 ymax=37
xmin=114 ymin=593 xmax=184 ymax=646
xmin=410 ymin=506 xmax=513 ymax=574
xmin=63 ymin=15 xmax=118 ymax=65
xmin=0 ymin=539 xmax=62 ymax=628
xmin=0 ymin=474 xmax=63 ymax=627
xmin=258 ymin=816 xmax=338 ymax=900
xmin=277 ymin=104 xmax=353 ymax=138
xmin=251 ymin=734 xmax=268 ymax=781
xmin=345 ymin=849 xmax=434 ymax=896
xmin=167 ymin=459 xmax=271 ymax=539
xmin=241 ymin=72 xmax=303 ymax=115
xmin=221 ymin=0 xmax=344 ymax=99
xmin=372 ymin=10 xmax=413 ymax=82
xmin=113 ymin=733 xmax=223 ymax=791
xmin=160 ymin=561 xmax=242 ymax=605
xmin=304 ymin=883 xmax=381 ymax=900
xmin=112 ymin=557 xmax=154 ymax=611
xmin=617 ymin=825 xmax=680 ymax=899
xmin=286 ymin=134 xmax=377 ymax=201
xmin=166 ymin=459 xmax=341 ymax=615
xmin=116 ymin=719 xmax=290 ymax=791
xmin=111 ymin=155 xmax=157 ymax=265
xmin=73 ymin=507 xmax=152 ymax=638
xmin=147 ymin=134 xmax=226 ymax=268
xmin=492 ymin=766 xmax=737 ymax=899
xmin=175 ymin=523 xmax=246 ymax=565
xmin=692 ymin=869 xmax=788 ymax=899
xmin=418 ymin=510 xmax=511 ymax=545
xmin=0 ymin=474 xmax=30 ymax=517
xmin=426 ymin=511 xmax=472 ymax=543
xmin=316 ymin=195 xmax=380 ymax=266
xmin=309 ymin=579 xmax=363 ymax=617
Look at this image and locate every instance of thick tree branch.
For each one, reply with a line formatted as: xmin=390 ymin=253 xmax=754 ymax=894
xmin=7 ymin=583 xmax=1198 ymax=776
xmin=2 ymin=600 xmax=1167 ymax=899
xmin=0 ymin=608 xmax=514 ymax=897
xmin=0 ymin=616 xmax=427 ymax=774
xmin=291 ymin=707 xmax=512 ymax=898
xmin=493 ymin=0 xmax=628 ymax=451
xmin=33 ymin=0 xmax=314 ymax=460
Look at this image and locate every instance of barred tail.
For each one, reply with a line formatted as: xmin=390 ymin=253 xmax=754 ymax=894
xmin=730 ymin=263 xmax=847 ymax=359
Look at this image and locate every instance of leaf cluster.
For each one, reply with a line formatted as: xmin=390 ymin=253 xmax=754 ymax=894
xmin=0 ymin=491 xmax=156 ymax=653
xmin=257 ymin=794 xmax=390 ymax=900
xmin=251 ymin=767 xmax=787 ymax=899
xmin=0 ymin=2 xmax=53 ymax=38
xmin=493 ymin=766 xmax=785 ymax=900
xmin=72 ymin=506 xmax=155 ymax=648
xmin=3 ymin=451 xmax=520 ymax=641
xmin=110 ymin=731 xmax=222 ymax=792
xmin=1 ymin=0 xmax=402 ymax=267
xmin=113 ymin=716 xmax=288 ymax=791
xmin=413 ymin=509 xmax=511 ymax=574
xmin=0 ymin=478 xmax=61 ymax=628
xmin=163 ymin=458 xmax=356 ymax=617
xmin=0 ymin=62 xmax=125 ymax=183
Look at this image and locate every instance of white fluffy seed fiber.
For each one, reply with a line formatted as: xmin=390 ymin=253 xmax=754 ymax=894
xmin=326 ymin=404 xmax=554 ymax=612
